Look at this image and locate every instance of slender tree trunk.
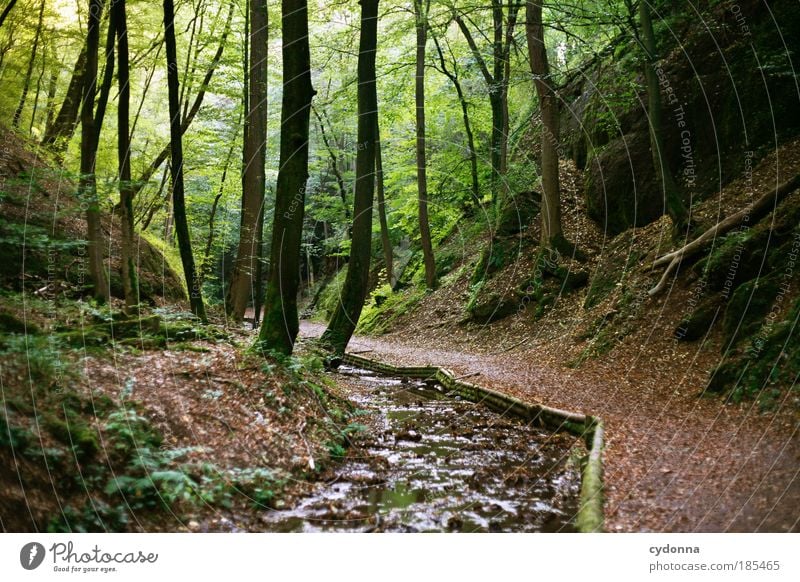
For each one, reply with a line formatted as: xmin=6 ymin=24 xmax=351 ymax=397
xmin=414 ymin=0 xmax=436 ymax=289
xmin=44 ymin=66 xmax=58 ymax=134
xmin=526 ymin=0 xmax=563 ymax=246
xmin=163 ymin=0 xmax=206 ymax=320
xmin=94 ymin=14 xmax=116 ymax=144
xmin=431 ymin=31 xmax=479 ymax=210
xmin=200 ymin=118 xmax=240 ymax=286
xmin=318 ymin=0 xmax=379 ymax=355
xmin=131 ymin=3 xmax=233 ymax=198
xmin=0 ymin=0 xmax=19 ymax=29
xmin=80 ymin=0 xmax=109 ymax=303
xmin=12 ymin=0 xmax=45 ymax=129
xmin=111 ymin=0 xmax=137 ymax=310
xmin=42 ymin=42 xmax=87 ymax=151
xmin=227 ymin=0 xmax=267 ymax=320
xmin=375 ymin=121 xmax=393 ymax=286
xmin=454 ymin=1 xmax=520 ymax=207
xmin=252 ymin=198 xmax=266 ymax=328
xmin=639 ymin=1 xmax=687 ymax=232
xmin=29 ymin=43 xmax=47 ymax=135
xmin=241 ymin=0 xmax=249 ymax=210
xmin=313 ymin=104 xmax=349 ymax=220
xmin=258 ymin=0 xmax=315 ymax=354
xmin=139 ymin=162 xmax=169 ymax=231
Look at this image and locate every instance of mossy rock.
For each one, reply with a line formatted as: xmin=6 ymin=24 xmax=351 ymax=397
xmin=467 ymin=290 xmax=521 ymax=324
xmin=41 ymin=411 xmax=98 ymax=462
xmin=0 ymin=310 xmax=36 ymax=334
xmin=706 ymin=360 xmax=744 ymax=393
xmin=675 ymin=296 xmax=724 ymax=341
xmin=701 ymin=229 xmax=769 ymax=293
xmin=555 ymin=267 xmax=589 ymax=291
xmin=722 ymin=276 xmax=780 ymax=345
xmin=496 ymin=191 xmax=541 ymax=236
xmin=471 ymin=237 xmax=522 ymax=284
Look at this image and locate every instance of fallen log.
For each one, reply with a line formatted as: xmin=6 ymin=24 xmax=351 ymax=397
xmin=648 ymin=174 xmax=800 ymax=296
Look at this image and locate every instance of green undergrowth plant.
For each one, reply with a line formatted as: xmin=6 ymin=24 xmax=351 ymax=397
xmin=356 ymin=284 xmax=426 ymax=335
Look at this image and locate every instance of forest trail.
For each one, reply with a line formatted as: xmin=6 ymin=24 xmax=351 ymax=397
xmin=300 ymin=321 xmax=800 ymax=533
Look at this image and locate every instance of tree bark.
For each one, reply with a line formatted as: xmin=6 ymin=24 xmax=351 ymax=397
xmin=318 ymin=0 xmax=378 ymax=355
xmin=526 ymin=0 xmax=563 ymax=246
xmin=44 ymin=66 xmax=58 ymax=134
xmin=94 ymin=13 xmax=116 ymax=144
xmin=131 ymin=4 xmax=233 ymax=198
xmin=226 ymin=0 xmax=267 ymax=320
xmin=111 ymin=0 xmax=138 ymax=310
xmin=313 ymin=104 xmax=349 ymax=221
xmin=638 ymin=1 xmax=687 ymax=232
xmin=454 ymin=0 xmax=520 ymax=206
xmin=414 ymin=0 xmax=436 ymax=289
xmin=252 ymin=196 xmax=266 ymax=328
xmin=42 ymin=42 xmax=88 ymax=151
xmin=431 ymin=31 xmax=479 ymax=210
xmin=0 ymin=0 xmax=19 ymax=29
xmin=258 ymin=0 xmax=315 ymax=354
xmin=12 ymin=0 xmax=45 ymax=129
xmin=200 ymin=117 xmax=240 ymax=287
xmin=375 ymin=120 xmax=393 ymax=286
xmin=80 ymin=0 xmax=109 ymax=303
xmin=163 ymin=0 xmax=206 ymax=320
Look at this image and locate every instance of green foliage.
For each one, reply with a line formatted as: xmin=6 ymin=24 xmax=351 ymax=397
xmin=356 ymin=284 xmax=426 ymax=335
xmin=0 ymin=333 xmax=70 ymax=387
xmin=312 ymin=268 xmax=348 ymax=321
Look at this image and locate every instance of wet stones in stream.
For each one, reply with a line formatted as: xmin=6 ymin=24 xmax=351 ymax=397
xmin=261 ymin=366 xmax=583 ymax=532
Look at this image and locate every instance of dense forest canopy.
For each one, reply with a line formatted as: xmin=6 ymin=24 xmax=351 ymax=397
xmin=0 ymin=0 xmax=653 ymax=314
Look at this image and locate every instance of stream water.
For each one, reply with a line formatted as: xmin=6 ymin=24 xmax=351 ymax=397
xmin=262 ymin=365 xmax=583 ymax=532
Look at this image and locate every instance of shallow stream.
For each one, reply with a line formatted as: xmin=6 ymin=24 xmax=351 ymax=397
xmin=263 ymin=365 xmax=583 ymax=532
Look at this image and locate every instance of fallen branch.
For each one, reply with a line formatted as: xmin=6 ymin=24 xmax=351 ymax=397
xmin=649 ymin=174 xmax=800 ymax=296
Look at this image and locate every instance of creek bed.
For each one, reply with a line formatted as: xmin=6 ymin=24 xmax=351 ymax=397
xmin=263 ymin=365 xmax=583 ymax=532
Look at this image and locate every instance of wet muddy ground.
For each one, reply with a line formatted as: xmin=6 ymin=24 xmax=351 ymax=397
xmin=262 ymin=365 xmax=583 ymax=532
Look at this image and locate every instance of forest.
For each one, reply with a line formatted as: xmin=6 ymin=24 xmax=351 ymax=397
xmin=0 ymin=0 xmax=798 ymax=534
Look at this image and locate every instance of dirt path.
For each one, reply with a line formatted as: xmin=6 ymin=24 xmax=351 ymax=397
xmin=300 ymin=321 xmax=800 ymax=532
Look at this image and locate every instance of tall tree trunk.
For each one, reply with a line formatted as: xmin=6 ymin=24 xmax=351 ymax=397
xmin=526 ymin=0 xmax=563 ymax=246
xmin=318 ymin=0 xmax=379 ymax=355
xmin=28 ymin=42 xmax=47 ymax=135
xmin=454 ymin=0 xmax=520 ymax=207
xmin=252 ymin=197 xmax=266 ymax=328
xmin=375 ymin=120 xmax=393 ymax=286
xmin=258 ymin=0 xmax=315 ymax=354
xmin=313 ymin=104 xmax=349 ymax=220
xmin=80 ymin=0 xmax=109 ymax=303
xmin=111 ymin=0 xmax=138 ymax=310
xmin=200 ymin=117 xmax=240 ymax=286
xmin=0 ymin=0 xmax=19 ymax=29
xmin=431 ymin=31 xmax=479 ymax=210
xmin=163 ymin=0 xmax=206 ymax=320
xmin=42 ymin=43 xmax=87 ymax=151
xmin=131 ymin=3 xmax=233 ymax=198
xmin=12 ymin=0 xmax=45 ymax=129
xmin=639 ymin=1 xmax=687 ymax=232
xmin=44 ymin=66 xmax=58 ymax=134
xmin=414 ymin=0 xmax=436 ymax=289
xmin=139 ymin=162 xmax=169 ymax=231
xmin=227 ymin=0 xmax=267 ymax=320
xmin=94 ymin=14 xmax=116 ymax=144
